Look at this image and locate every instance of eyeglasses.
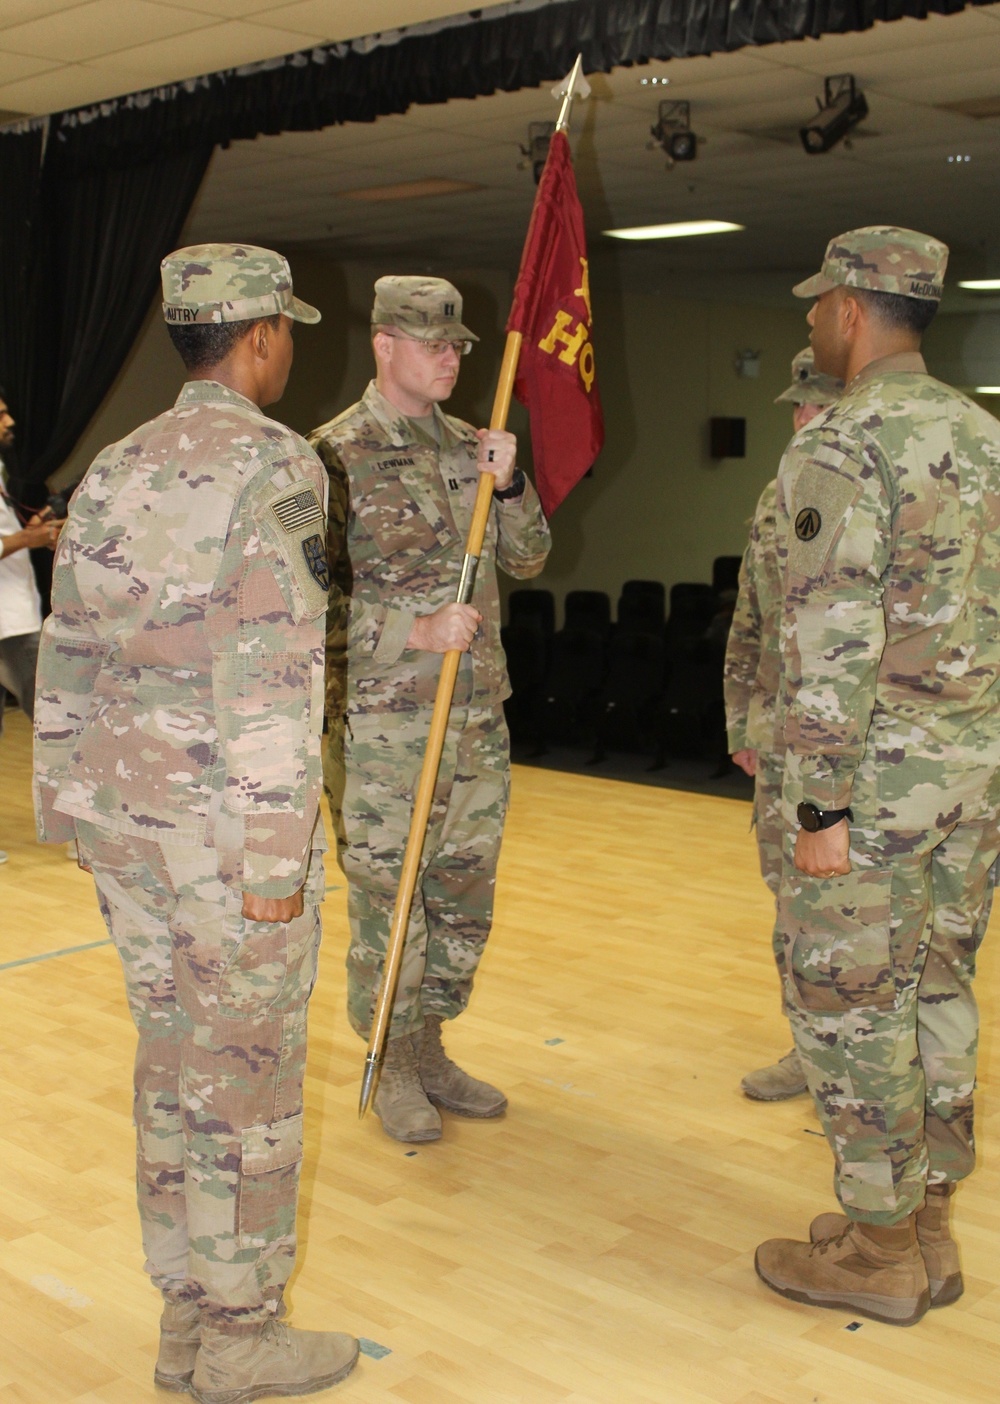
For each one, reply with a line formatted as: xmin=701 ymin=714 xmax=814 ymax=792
xmin=381 ymin=332 xmax=473 ymax=358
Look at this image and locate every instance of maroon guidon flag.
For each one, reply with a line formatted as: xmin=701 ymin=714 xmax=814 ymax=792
xmin=506 ymin=129 xmax=604 ymax=517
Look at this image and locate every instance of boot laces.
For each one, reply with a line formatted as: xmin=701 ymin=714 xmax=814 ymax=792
xmin=810 ymin=1224 xmax=853 ymax=1257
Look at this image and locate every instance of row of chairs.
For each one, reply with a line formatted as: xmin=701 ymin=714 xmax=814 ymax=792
xmin=501 ymin=564 xmax=741 ymax=764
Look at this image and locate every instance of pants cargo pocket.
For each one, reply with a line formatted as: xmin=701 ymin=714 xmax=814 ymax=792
xmin=237 ymin=1112 xmax=304 ymax=1249
xmin=781 ymin=866 xmax=896 ymax=1013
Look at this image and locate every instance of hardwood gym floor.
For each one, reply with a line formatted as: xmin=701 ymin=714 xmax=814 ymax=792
xmin=2 ymin=705 xmax=999 ymax=1403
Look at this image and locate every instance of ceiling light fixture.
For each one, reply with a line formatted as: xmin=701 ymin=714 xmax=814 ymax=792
xmin=947 ymin=154 xmax=972 ymax=163
xmin=340 ymin=178 xmax=481 ymax=202
xmin=974 ymin=386 xmax=1000 ymax=395
xmin=958 ymin=280 xmax=1000 ymax=291
xmin=640 ymin=76 xmax=670 ymax=86
xmin=603 ymin=220 xmax=744 ymax=241
xmin=800 ymin=74 xmax=868 ymax=154
xmin=651 ymin=99 xmax=698 ymax=165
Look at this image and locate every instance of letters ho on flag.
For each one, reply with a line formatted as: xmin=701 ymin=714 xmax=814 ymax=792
xmin=506 ymin=129 xmax=604 ymax=518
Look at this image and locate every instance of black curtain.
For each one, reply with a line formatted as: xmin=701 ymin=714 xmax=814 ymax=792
xmin=0 ymin=0 xmax=988 ymax=489
xmin=21 ymin=136 xmax=212 ymax=487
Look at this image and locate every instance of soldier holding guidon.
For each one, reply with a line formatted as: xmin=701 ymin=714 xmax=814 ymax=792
xmin=754 ymin=226 xmax=1000 ymax=1326
xmin=310 ymin=276 xmax=551 ymax=1144
xmin=34 ymin=245 xmax=358 ymax=1402
xmin=726 ymin=348 xmax=842 ymax=1102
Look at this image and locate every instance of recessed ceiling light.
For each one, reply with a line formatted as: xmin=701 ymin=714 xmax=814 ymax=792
xmin=603 ymin=220 xmax=744 ymax=241
xmin=959 ymin=279 xmax=1000 ymax=291
xmin=946 ymin=154 xmax=972 ymax=163
xmin=340 ymin=178 xmax=482 ymax=202
xmin=974 ymin=386 xmax=1000 ymax=395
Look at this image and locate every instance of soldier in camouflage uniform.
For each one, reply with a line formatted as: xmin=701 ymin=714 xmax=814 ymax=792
xmin=726 ymin=349 xmax=842 ymax=1102
xmin=754 ymin=227 xmax=1000 ymax=1327
xmin=309 ymin=277 xmax=551 ymax=1144
xmin=33 ymin=245 xmax=358 ymax=1402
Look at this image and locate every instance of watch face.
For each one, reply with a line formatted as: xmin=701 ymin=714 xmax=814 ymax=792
xmin=796 ymin=802 xmax=822 ymax=833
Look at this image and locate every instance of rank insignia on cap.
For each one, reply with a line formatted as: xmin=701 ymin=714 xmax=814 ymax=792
xmin=271 ymin=487 xmax=323 ymax=534
xmin=302 ymin=534 xmax=329 ymax=591
xmin=795 ymin=507 xmax=822 ymax=542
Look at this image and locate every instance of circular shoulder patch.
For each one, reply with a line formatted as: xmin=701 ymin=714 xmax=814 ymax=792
xmin=795 ymin=507 xmax=822 ymax=542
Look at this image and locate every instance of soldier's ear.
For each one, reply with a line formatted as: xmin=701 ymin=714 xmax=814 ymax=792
xmin=248 ymin=319 xmax=270 ymax=361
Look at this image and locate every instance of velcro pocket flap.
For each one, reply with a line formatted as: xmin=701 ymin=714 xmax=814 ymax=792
xmin=241 ymin=1112 xmax=304 ymax=1175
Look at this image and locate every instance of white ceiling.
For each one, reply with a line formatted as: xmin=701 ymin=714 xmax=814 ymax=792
xmin=3 ymin=2 xmax=1000 ymax=309
xmin=0 ymin=0 xmax=471 ymax=115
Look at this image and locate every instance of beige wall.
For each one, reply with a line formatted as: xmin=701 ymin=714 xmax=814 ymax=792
xmin=55 ymin=250 xmax=1000 ymax=629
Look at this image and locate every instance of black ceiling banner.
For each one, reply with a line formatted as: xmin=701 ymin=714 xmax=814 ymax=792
xmin=0 ymin=0 xmax=990 ymax=486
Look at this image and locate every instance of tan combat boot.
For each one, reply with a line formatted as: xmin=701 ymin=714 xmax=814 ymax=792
xmin=154 ymin=1297 xmax=201 ymax=1392
xmin=740 ymin=1048 xmax=808 ymax=1101
xmin=755 ymin=1214 xmax=930 ymax=1325
xmin=414 ymin=1015 xmax=507 ymax=1118
xmin=809 ymin=1181 xmax=962 ymax=1307
xmin=373 ymin=1034 xmax=442 ymax=1143
xmin=189 ymin=1318 xmax=359 ymax=1404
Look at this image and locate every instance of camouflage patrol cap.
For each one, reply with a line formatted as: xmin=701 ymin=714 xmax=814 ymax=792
xmin=793 ymin=226 xmax=949 ymax=302
xmin=161 ymin=243 xmax=320 ymax=326
xmin=371 ymin=276 xmax=479 ymax=343
xmin=774 ymin=347 xmax=844 ymax=405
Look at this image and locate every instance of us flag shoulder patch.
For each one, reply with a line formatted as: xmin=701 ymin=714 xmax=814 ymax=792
xmin=271 ymin=487 xmax=323 ymax=534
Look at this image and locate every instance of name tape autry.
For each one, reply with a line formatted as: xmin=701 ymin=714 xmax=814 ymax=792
xmin=271 ymin=488 xmax=324 ymax=534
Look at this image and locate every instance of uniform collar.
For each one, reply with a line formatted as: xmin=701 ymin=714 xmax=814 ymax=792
xmin=361 ymin=379 xmax=474 ymax=451
xmin=848 ymin=350 xmax=927 ymax=392
xmin=175 ymin=380 xmax=262 ymax=413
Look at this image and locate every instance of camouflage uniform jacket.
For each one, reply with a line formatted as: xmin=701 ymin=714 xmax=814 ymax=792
xmin=309 ymin=380 xmax=551 ymax=716
xmin=724 ymin=478 xmax=782 ymax=754
xmin=33 ymin=381 xmax=329 ymax=898
xmin=776 ymin=351 xmax=1000 ymax=829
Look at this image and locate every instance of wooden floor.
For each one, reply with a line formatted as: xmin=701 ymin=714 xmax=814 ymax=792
xmin=3 ymin=704 xmax=1000 ymax=1403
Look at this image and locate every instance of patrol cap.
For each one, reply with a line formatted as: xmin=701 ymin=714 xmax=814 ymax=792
xmin=792 ymin=226 xmax=949 ymax=303
xmin=161 ymin=243 xmax=321 ymax=326
xmin=774 ymin=347 xmax=844 ymax=405
xmin=371 ymin=276 xmax=479 ymax=343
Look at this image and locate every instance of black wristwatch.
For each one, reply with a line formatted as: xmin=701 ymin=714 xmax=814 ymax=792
xmin=796 ymin=802 xmax=854 ymax=832
xmin=493 ymin=469 xmax=525 ymax=502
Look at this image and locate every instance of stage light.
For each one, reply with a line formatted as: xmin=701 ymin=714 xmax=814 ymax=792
xmin=651 ymin=99 xmax=698 ymax=165
xmin=519 ymin=121 xmax=555 ymax=184
xmin=959 ymin=279 xmax=1000 ymax=291
xmin=974 ymin=386 xmax=1000 ymax=395
xmin=603 ymin=220 xmax=744 ymax=241
xmin=800 ymin=74 xmax=868 ymax=154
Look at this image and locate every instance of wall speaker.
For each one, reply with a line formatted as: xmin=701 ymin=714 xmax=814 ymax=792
xmin=710 ymin=417 xmax=746 ymax=459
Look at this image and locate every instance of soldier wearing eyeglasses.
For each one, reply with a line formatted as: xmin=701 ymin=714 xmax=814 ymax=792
xmin=308 ymin=276 xmax=551 ymax=1144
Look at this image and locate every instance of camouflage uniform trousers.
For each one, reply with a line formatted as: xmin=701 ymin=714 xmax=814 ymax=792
xmin=774 ymin=815 xmax=999 ymax=1225
xmin=76 ymin=818 xmax=324 ymax=1328
xmin=331 ymin=702 xmax=509 ymax=1040
xmin=753 ymin=748 xmax=784 ymax=898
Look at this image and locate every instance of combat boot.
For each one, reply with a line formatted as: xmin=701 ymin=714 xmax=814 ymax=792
xmin=414 ymin=1015 xmax=507 ymax=1118
xmin=373 ymin=1034 xmax=442 ymax=1143
xmin=755 ymin=1214 xmax=930 ymax=1326
xmin=154 ymin=1296 xmax=201 ymax=1392
xmin=189 ymin=1318 xmax=358 ymax=1404
xmin=740 ymin=1048 xmax=808 ymax=1101
xmin=809 ymin=1181 xmax=962 ymax=1307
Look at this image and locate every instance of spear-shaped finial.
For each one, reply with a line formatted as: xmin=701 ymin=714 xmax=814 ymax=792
xmin=552 ymin=53 xmax=591 ymax=134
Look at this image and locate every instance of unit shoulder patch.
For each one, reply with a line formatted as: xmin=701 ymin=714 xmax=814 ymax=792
xmin=795 ymin=507 xmax=822 ymax=542
xmin=302 ymin=533 xmax=330 ymax=591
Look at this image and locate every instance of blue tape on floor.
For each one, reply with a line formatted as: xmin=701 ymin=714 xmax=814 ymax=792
xmin=0 ymin=938 xmax=112 ymax=972
xmin=358 ymin=1338 xmax=392 ymax=1359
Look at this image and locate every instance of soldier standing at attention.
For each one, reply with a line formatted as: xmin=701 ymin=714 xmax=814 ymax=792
xmin=726 ymin=349 xmax=842 ymax=1102
xmin=754 ymin=227 xmax=1000 ymax=1326
xmin=309 ymin=277 xmax=551 ymax=1144
xmin=33 ymin=245 xmax=359 ymax=1403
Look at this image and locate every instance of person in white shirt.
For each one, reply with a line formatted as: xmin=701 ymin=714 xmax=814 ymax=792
xmin=0 ymin=390 xmax=64 ymax=863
